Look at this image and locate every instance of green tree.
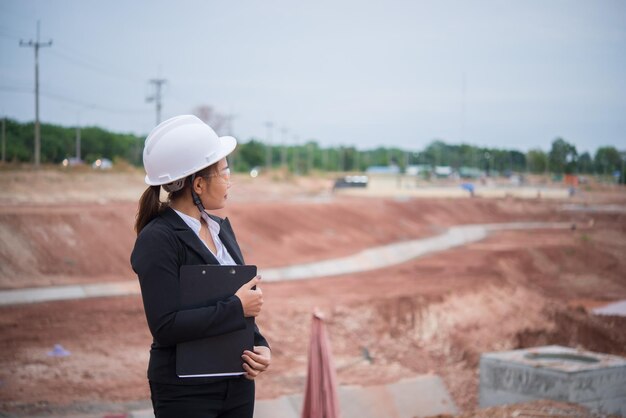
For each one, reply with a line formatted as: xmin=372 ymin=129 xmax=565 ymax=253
xmin=577 ymin=152 xmax=593 ymax=174
xmin=526 ymin=149 xmax=548 ymax=174
xmin=422 ymin=140 xmax=447 ymax=166
xmin=233 ymin=139 xmax=265 ymax=171
xmin=3 ymin=119 xmax=142 ymax=164
xmin=593 ymin=146 xmax=621 ymax=175
xmin=549 ymin=138 xmax=578 ymax=174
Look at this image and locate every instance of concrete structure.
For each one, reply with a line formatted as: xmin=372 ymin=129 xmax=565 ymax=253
xmin=480 ymin=345 xmax=626 ymax=416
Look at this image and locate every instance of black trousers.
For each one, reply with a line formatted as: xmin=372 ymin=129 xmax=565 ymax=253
xmin=149 ymin=377 xmax=255 ymax=418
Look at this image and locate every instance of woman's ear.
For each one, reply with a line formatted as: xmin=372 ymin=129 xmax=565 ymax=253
xmin=193 ymin=176 xmax=204 ymax=194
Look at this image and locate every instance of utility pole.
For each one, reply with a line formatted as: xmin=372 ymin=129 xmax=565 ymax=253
xmin=75 ymin=125 xmax=81 ymax=161
xmin=292 ymin=135 xmax=300 ymax=174
xmin=618 ymin=151 xmax=626 ymax=184
xmin=20 ymin=21 xmax=52 ymax=168
xmin=1 ymin=116 xmax=6 ymax=163
xmin=461 ymin=72 xmax=467 ymax=143
xmin=307 ymin=142 xmax=313 ymax=174
xmin=265 ymin=121 xmax=273 ymax=171
xmin=280 ymin=126 xmax=288 ymax=168
xmin=225 ymin=114 xmax=236 ymax=169
xmin=146 ymin=78 xmax=167 ymax=125
xmin=339 ymin=146 xmax=344 ymax=172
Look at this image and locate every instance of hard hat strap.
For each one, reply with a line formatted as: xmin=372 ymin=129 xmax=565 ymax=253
xmin=190 ymin=173 xmax=206 ymax=214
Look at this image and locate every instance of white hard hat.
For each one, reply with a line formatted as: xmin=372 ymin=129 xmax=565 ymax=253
xmin=143 ymin=115 xmax=236 ymax=186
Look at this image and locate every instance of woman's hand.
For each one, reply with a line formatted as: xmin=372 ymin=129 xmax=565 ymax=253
xmin=235 ymin=275 xmax=263 ymax=317
xmin=242 ymin=345 xmax=271 ymax=380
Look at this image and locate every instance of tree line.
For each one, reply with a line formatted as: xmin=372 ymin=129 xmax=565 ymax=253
xmin=1 ymin=119 xmax=624 ymax=180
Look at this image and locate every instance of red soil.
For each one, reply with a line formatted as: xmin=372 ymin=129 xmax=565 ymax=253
xmin=1 ymin=169 xmax=625 ymax=416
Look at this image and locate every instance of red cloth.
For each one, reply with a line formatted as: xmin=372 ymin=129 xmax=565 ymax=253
xmin=301 ymin=312 xmax=340 ymax=418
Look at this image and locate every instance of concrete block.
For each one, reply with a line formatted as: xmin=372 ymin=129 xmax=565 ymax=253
xmin=583 ymin=398 xmax=626 ymax=417
xmin=480 ymin=345 xmax=626 ymax=416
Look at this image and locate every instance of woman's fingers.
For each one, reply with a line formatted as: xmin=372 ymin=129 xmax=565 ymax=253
xmin=242 ymin=353 xmax=268 ymax=371
xmin=242 ymin=345 xmax=271 ymax=380
xmin=242 ymin=362 xmax=259 ymax=379
xmin=243 ymin=350 xmax=270 ymax=366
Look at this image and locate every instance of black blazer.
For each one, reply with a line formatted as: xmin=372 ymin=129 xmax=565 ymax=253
xmin=130 ymin=207 xmax=269 ymax=385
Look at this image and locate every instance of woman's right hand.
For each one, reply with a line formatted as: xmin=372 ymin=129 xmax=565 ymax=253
xmin=235 ymin=275 xmax=263 ymax=317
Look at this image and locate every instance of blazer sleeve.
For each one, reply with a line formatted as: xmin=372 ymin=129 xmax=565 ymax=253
xmin=254 ymin=323 xmax=270 ymax=349
xmin=131 ymin=225 xmax=247 ymax=346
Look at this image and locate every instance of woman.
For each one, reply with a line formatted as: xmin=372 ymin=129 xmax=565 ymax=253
xmin=131 ymin=115 xmax=271 ymax=418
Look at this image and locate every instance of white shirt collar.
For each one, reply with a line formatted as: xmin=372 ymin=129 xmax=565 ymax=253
xmin=172 ymin=208 xmax=236 ymax=265
xmin=173 ymin=209 xmax=221 ymax=236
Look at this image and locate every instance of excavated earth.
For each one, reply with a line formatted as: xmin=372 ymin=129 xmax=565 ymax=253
xmin=0 ymin=168 xmax=625 ymax=417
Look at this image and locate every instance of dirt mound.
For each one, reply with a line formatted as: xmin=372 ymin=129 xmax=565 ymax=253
xmin=0 ymin=196 xmax=586 ymax=289
xmin=0 ymin=204 xmax=137 ymax=288
xmin=1 ymin=169 xmax=625 ymax=416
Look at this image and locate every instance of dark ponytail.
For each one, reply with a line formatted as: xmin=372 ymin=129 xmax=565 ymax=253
xmin=135 ymin=185 xmax=165 ymax=235
xmin=135 ymin=163 xmax=221 ymax=234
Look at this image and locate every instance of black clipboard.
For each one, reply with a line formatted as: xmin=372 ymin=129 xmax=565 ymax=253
xmin=176 ymin=264 xmax=257 ymax=378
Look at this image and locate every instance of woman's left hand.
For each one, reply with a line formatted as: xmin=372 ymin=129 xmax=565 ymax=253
xmin=242 ymin=345 xmax=271 ymax=380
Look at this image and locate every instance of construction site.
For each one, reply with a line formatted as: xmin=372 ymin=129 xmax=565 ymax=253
xmin=0 ymin=167 xmax=625 ymax=417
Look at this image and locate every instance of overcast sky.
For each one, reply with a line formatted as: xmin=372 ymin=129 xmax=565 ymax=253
xmin=1 ymin=0 xmax=625 ymax=154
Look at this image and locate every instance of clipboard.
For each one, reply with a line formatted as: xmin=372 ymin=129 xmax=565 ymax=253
xmin=176 ymin=264 xmax=257 ymax=378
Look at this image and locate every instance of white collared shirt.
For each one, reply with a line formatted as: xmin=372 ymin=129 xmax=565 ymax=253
xmin=173 ymin=209 xmax=237 ymax=266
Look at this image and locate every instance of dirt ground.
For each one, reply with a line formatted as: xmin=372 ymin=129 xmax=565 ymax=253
xmin=0 ymin=167 xmax=625 ymax=417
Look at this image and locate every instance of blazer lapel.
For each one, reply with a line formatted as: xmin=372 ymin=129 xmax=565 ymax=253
xmin=211 ymin=215 xmax=245 ymax=265
xmin=161 ymin=207 xmax=219 ymax=265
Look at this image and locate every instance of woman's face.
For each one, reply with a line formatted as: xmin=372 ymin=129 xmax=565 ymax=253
xmin=198 ymin=158 xmax=231 ymax=210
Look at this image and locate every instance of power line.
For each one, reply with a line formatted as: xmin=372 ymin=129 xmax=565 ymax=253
xmin=0 ymin=4 xmax=37 ymax=24
xmin=19 ymin=20 xmax=52 ymax=168
xmin=0 ymin=85 xmax=150 ymax=114
xmin=0 ymin=29 xmax=23 ymax=42
xmin=0 ymin=85 xmax=31 ymax=94
xmin=55 ymin=41 xmax=146 ymax=81
xmin=3 ymin=23 xmax=145 ymax=84
xmin=40 ymin=90 xmax=150 ymax=114
xmin=48 ymin=48 xmax=142 ymax=84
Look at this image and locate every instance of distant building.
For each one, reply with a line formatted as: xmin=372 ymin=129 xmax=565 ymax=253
xmin=405 ymin=164 xmax=431 ymax=176
xmin=459 ymin=167 xmax=483 ymax=179
xmin=434 ymin=166 xmax=453 ymax=178
xmin=365 ymin=165 xmax=400 ymax=174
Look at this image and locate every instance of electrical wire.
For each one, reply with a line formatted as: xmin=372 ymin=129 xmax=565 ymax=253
xmin=48 ymin=48 xmax=144 ymax=84
xmin=0 ymin=29 xmax=23 ymax=42
xmin=2 ymin=22 xmax=146 ymax=85
xmin=54 ymin=41 xmax=146 ymax=81
xmin=0 ymin=85 xmax=151 ymax=114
